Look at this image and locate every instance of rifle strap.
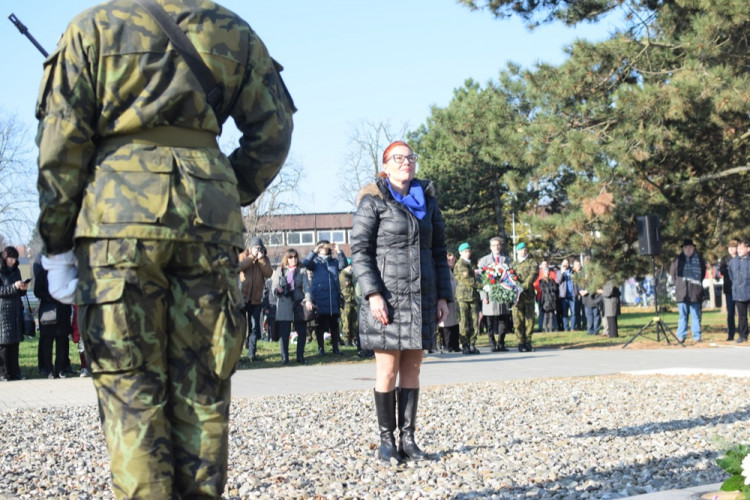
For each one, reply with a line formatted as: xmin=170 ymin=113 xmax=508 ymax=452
xmin=134 ymin=0 xmax=224 ymax=121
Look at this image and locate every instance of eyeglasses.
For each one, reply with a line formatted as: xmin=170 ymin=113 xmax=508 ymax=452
xmin=387 ymin=154 xmax=418 ymax=164
xmin=288 ymin=255 xmax=298 ymax=259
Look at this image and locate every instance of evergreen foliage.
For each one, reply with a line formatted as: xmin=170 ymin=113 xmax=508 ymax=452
xmin=413 ymin=0 xmax=748 ymax=283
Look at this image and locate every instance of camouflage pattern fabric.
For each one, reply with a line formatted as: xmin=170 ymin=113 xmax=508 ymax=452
xmin=76 ymin=238 xmax=246 ymax=498
xmin=512 ymin=256 xmax=538 ymax=345
xmin=339 ymin=268 xmax=357 ymax=344
xmin=453 ymin=258 xmax=478 ymax=303
xmin=458 ymin=300 xmax=478 ymax=346
xmin=36 ymin=0 xmax=294 ymax=254
xmin=35 ymin=1 xmax=293 ymax=498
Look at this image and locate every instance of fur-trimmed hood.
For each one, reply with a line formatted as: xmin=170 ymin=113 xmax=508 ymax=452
xmin=355 ymin=177 xmax=437 ymax=206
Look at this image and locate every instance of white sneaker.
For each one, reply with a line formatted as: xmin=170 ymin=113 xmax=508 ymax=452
xmin=79 ymin=368 xmax=91 ymax=377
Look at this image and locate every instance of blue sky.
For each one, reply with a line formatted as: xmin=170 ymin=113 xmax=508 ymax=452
xmin=2 ymin=0 xmax=621 ymax=226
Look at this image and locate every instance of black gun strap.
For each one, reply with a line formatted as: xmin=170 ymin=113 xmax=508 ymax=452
xmin=134 ymin=0 xmax=223 ymax=119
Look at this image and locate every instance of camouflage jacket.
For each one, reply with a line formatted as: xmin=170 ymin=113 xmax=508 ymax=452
xmin=513 ymin=256 xmax=539 ymax=301
xmin=36 ymin=0 xmax=294 ymax=254
xmin=453 ymin=258 xmax=478 ymax=302
xmin=339 ymin=268 xmax=357 ymax=304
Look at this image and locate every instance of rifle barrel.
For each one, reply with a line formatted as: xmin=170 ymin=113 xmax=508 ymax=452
xmin=8 ymin=13 xmax=49 ymax=57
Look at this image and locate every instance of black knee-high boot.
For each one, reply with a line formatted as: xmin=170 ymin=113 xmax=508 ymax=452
xmin=374 ymin=390 xmax=403 ymax=464
xmin=397 ymin=387 xmax=427 ymax=461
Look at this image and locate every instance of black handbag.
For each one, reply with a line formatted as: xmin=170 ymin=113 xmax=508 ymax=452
xmin=23 ymin=295 xmax=36 ymax=336
xmin=294 ymin=301 xmax=318 ymax=322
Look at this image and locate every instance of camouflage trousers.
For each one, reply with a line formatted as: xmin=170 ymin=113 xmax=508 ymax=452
xmin=75 ymin=238 xmax=246 ymax=499
xmin=512 ymin=296 xmax=536 ymax=345
xmin=458 ymin=301 xmax=478 ymax=346
xmin=340 ymin=301 xmax=358 ymax=344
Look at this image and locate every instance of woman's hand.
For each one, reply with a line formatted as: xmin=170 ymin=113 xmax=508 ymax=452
xmin=332 ymin=243 xmax=340 ymax=253
xmin=436 ymin=299 xmax=449 ymax=323
xmin=305 ymin=300 xmax=314 ymax=311
xmin=14 ymin=280 xmax=28 ymax=291
xmin=368 ymin=292 xmax=389 ymax=325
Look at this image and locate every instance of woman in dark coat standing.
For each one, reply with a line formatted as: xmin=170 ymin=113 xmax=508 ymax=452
xmin=33 ymin=255 xmax=73 ymax=378
xmin=0 ymin=246 xmax=29 ymax=381
xmin=302 ymin=240 xmax=347 ymax=355
xmin=351 ymin=141 xmax=452 ymax=464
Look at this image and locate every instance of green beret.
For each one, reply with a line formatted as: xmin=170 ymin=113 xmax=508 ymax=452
xmin=458 ymin=242 xmax=470 ymax=252
xmin=516 ymin=242 xmax=527 ymax=251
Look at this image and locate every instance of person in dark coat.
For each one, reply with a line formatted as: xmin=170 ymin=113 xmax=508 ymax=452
xmin=601 ymin=281 xmax=621 ymax=338
xmin=669 ymin=238 xmax=707 ymax=343
xmin=33 ymin=255 xmax=73 ymax=378
xmin=719 ymin=239 xmax=738 ymax=341
xmin=0 ymin=246 xmax=29 ymax=381
xmin=351 ymin=141 xmax=452 ymax=464
xmin=302 ymin=240 xmax=347 ymax=355
xmin=538 ymin=266 xmax=559 ymax=333
xmin=728 ymin=238 xmax=750 ymax=343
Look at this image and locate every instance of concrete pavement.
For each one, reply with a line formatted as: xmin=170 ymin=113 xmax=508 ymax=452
xmin=1 ymin=344 xmax=747 ymax=409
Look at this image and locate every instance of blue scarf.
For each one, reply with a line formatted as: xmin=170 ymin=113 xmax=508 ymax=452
xmin=386 ymin=179 xmax=426 ymax=220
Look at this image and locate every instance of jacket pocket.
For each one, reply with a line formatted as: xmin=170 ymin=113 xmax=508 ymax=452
xmin=84 ymin=148 xmax=172 ymax=224
xmin=78 ymin=276 xmax=137 ymax=372
xmin=173 ymin=149 xmax=243 ymax=232
xmin=76 ymin=239 xmax=140 ymax=373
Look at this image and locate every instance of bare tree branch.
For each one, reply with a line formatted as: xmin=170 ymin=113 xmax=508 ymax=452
xmin=337 ymin=120 xmax=410 ymax=208
xmin=0 ymin=111 xmax=37 ymax=245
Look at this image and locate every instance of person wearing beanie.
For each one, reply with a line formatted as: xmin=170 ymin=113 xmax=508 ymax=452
xmin=512 ymin=242 xmax=539 ymax=352
xmin=239 ymin=237 xmax=274 ymax=361
xmin=0 ymin=246 xmax=29 ymax=381
xmin=454 ymin=243 xmax=480 ymax=355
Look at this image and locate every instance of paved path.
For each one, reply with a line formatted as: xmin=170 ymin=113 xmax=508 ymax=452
xmin=2 ymin=344 xmax=747 ymax=410
xmin=1 ymin=344 xmax=747 ymax=499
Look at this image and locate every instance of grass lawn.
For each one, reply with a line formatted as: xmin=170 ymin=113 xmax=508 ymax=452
xmin=16 ymin=307 xmax=735 ymax=380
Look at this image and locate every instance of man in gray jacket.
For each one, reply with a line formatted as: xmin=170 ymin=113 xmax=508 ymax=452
xmin=478 ymin=237 xmax=511 ymax=351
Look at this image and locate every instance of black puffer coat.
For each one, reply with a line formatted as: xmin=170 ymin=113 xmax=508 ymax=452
xmin=0 ymin=263 xmax=25 ymax=345
xmin=351 ymin=178 xmax=453 ymax=350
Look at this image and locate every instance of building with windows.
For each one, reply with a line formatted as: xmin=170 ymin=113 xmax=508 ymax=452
xmin=248 ymin=212 xmax=354 ymax=265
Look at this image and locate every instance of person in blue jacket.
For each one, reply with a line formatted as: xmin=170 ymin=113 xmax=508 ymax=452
xmin=302 ymin=240 xmax=347 ymax=355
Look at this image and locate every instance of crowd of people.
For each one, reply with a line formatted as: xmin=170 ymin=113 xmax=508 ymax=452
xmin=0 ymin=247 xmax=89 ymax=381
xmin=2 ymin=0 xmax=745 ymax=492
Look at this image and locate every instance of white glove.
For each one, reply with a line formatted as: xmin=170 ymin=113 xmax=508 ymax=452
xmin=42 ymin=250 xmax=78 ymax=304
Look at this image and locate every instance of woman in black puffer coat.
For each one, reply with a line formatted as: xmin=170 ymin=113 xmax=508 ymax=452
xmin=0 ymin=246 xmax=29 ymax=381
xmin=351 ymin=141 xmax=452 ymax=464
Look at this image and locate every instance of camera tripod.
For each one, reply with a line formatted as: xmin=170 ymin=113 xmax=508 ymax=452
xmin=622 ymin=256 xmax=684 ymax=348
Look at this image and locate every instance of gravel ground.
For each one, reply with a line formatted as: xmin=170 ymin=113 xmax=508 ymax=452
xmin=1 ymin=374 xmax=748 ymax=499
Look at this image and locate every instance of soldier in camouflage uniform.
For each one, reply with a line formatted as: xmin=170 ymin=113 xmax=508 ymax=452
xmin=35 ymin=1 xmax=294 ymax=498
xmin=339 ymin=259 xmax=358 ymax=347
xmin=512 ymin=242 xmax=539 ymax=352
xmin=454 ymin=243 xmax=480 ymax=354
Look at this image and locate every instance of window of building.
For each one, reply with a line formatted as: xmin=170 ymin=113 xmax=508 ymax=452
xmin=260 ymin=232 xmax=284 ymax=247
xmin=286 ymin=231 xmax=314 ymax=246
xmin=318 ymin=230 xmax=346 ymax=244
